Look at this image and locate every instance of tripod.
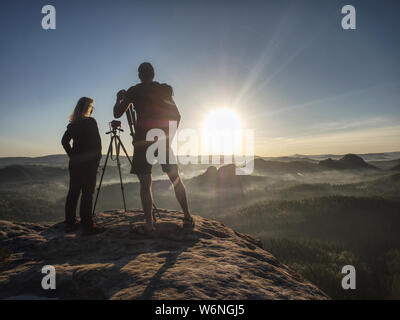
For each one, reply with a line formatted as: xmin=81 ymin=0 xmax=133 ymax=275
xmin=92 ymin=120 xmax=160 ymax=221
xmin=92 ymin=123 xmax=131 ymax=217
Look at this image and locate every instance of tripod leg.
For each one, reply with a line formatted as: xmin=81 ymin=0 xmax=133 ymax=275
xmin=93 ymin=136 xmax=114 ymax=216
xmin=153 ymin=203 xmax=161 ymax=218
xmin=118 ymin=136 xmax=133 ymax=167
xmin=115 ymin=139 xmax=128 ymax=212
xmin=152 ymin=206 xmax=157 ymax=223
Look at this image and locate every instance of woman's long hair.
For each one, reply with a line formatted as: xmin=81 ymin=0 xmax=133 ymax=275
xmin=69 ymin=97 xmax=94 ymax=122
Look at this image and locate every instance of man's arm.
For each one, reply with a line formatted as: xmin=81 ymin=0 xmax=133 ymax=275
xmin=113 ymin=89 xmax=132 ymax=118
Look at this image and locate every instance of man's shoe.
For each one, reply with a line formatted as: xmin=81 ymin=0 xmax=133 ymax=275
xmin=182 ymin=215 xmax=195 ymax=229
xmin=82 ymin=224 xmax=106 ymax=236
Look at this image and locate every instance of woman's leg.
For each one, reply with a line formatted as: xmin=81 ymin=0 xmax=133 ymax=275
xmin=80 ymin=161 xmax=98 ymax=229
xmin=65 ymin=162 xmax=82 ymax=225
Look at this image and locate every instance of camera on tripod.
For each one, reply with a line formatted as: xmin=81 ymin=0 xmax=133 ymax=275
xmin=110 ymin=120 xmax=122 ymax=130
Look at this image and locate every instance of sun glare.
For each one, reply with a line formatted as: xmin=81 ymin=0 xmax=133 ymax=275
xmin=201 ymin=109 xmax=243 ymax=155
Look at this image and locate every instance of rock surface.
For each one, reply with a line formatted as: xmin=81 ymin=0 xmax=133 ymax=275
xmin=0 ymin=210 xmax=328 ymax=300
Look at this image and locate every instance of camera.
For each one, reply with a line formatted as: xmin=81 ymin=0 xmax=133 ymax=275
xmin=110 ymin=120 xmax=122 ymax=129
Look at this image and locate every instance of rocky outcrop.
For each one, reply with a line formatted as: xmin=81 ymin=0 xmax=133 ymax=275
xmin=0 ymin=210 xmax=328 ymax=300
xmin=318 ymin=153 xmax=378 ymax=171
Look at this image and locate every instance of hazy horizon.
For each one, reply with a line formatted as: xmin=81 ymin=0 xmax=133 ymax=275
xmin=1 ymin=149 xmax=400 ymax=160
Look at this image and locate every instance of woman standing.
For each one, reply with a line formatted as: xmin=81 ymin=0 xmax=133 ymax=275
xmin=62 ymin=97 xmax=104 ymax=235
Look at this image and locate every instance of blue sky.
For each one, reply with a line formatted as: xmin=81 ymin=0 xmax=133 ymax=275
xmin=0 ymin=0 xmax=399 ymax=157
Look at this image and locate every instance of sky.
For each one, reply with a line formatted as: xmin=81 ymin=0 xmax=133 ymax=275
xmin=0 ymin=0 xmax=399 ymax=157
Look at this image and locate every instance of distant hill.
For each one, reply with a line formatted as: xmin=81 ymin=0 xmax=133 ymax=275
xmin=318 ymin=154 xmax=378 ymax=171
xmin=220 ymin=195 xmax=400 ymax=299
xmin=0 ymin=165 xmax=67 ymax=184
xmin=0 ymin=155 xmax=69 ymax=168
xmin=252 ymin=158 xmax=319 ymax=174
xmin=1 ymin=152 xmax=399 ymax=170
xmin=354 ymin=152 xmax=400 ymax=161
xmin=271 ymin=172 xmax=400 ymax=201
xmin=290 ymin=151 xmax=400 ymax=161
xmin=0 ymin=154 xmax=245 ymax=169
xmin=373 ymin=173 xmax=400 ymax=185
xmin=390 ymin=163 xmax=400 ymax=171
xmin=222 ymin=195 xmax=400 ymax=246
xmin=260 ymin=156 xmax=318 ymax=163
xmin=191 ymin=164 xmax=264 ymax=187
xmin=368 ymin=158 xmax=400 ymax=170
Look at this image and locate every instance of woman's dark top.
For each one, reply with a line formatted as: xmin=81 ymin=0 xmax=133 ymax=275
xmin=61 ymin=117 xmax=102 ymax=164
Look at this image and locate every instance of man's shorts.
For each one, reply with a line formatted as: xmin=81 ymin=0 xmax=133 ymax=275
xmin=130 ymin=138 xmax=179 ymax=175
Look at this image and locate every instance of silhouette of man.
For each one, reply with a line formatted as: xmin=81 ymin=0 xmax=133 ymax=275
xmin=114 ymin=62 xmax=194 ymax=232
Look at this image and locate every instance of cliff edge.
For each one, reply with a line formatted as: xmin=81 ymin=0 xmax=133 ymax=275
xmin=0 ymin=210 xmax=328 ymax=299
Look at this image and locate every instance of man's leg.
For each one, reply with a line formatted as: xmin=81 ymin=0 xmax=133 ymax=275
xmin=163 ymin=137 xmax=192 ymax=221
xmin=166 ymin=170 xmax=191 ymax=220
xmin=137 ymin=173 xmax=154 ymax=230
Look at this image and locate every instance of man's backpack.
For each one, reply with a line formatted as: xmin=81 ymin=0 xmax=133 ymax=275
xmin=137 ymin=83 xmax=181 ymax=134
xmin=149 ymin=94 xmax=181 ymax=125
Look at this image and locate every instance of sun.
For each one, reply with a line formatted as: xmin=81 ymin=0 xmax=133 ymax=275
xmin=201 ymin=109 xmax=243 ymax=155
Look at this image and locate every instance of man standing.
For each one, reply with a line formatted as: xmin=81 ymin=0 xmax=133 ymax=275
xmin=113 ymin=62 xmax=194 ymax=233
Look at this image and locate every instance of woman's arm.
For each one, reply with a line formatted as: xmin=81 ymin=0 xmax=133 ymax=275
xmin=61 ymin=130 xmax=72 ymax=157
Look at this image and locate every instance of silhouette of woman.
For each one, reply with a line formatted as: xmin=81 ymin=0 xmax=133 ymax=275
xmin=61 ymin=97 xmax=104 ymax=235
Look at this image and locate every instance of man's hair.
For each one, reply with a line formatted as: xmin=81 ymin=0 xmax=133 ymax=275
xmin=138 ymin=62 xmax=155 ymax=82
